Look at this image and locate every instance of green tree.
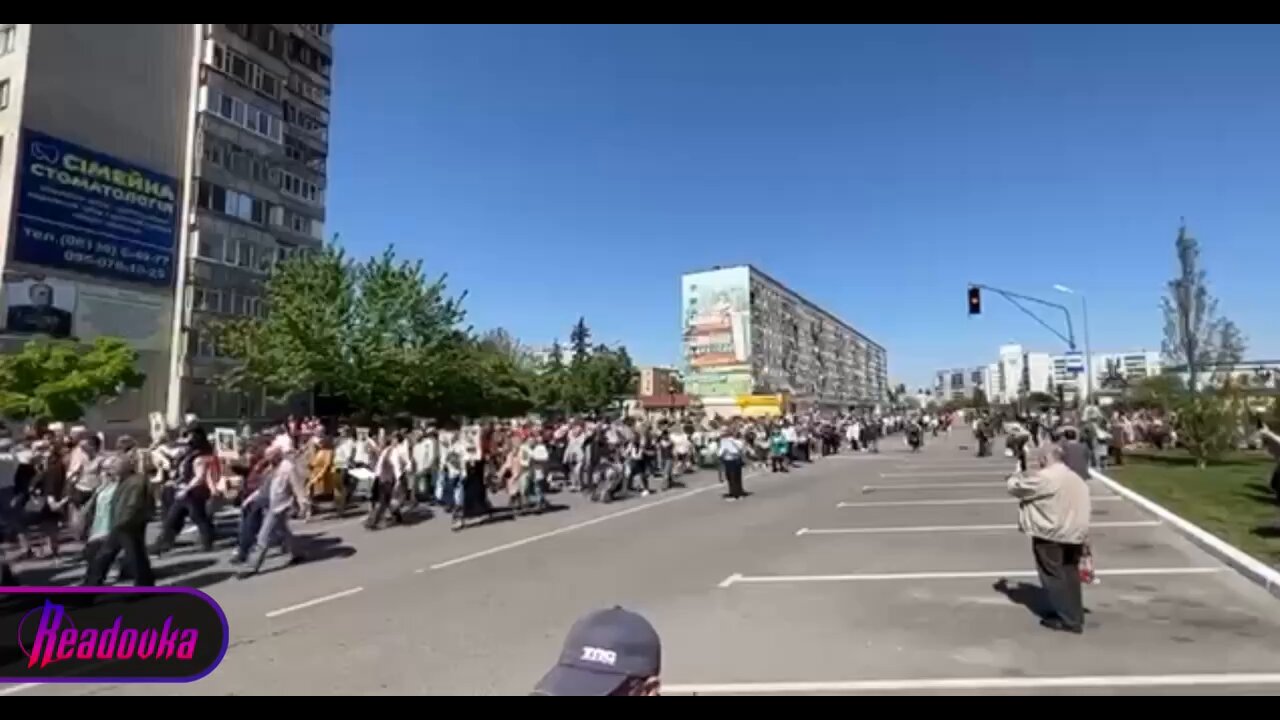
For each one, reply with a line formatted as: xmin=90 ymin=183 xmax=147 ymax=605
xmin=479 ymin=327 xmax=536 ymax=372
xmin=0 ymin=337 xmax=144 ymax=422
xmin=1161 ymin=223 xmax=1247 ymax=394
xmin=216 ymin=245 xmax=355 ymax=402
xmin=1177 ymin=381 xmax=1246 ymax=468
xmin=972 ymin=388 xmax=990 ymax=409
xmin=1128 ymin=373 xmax=1187 ymax=412
xmin=216 ymin=244 xmax=470 ymax=419
xmin=569 ymin=317 xmax=592 ymax=366
xmin=532 ymin=340 xmax=569 ymax=414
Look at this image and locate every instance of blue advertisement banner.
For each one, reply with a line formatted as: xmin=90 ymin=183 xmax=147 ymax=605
xmin=11 ymin=129 xmax=179 ymax=287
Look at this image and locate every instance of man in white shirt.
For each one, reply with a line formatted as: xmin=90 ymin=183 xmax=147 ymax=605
xmin=718 ymin=430 xmax=748 ymax=501
xmin=411 ymin=428 xmax=438 ymax=505
xmin=782 ymin=424 xmax=798 ymax=464
xmin=366 ymin=430 xmax=414 ymax=529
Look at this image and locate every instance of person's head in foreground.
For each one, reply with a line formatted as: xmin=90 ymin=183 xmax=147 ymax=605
xmin=533 ymin=607 xmax=661 ymax=696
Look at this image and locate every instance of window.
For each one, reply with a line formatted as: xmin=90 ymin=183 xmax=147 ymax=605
xmin=293 ymin=75 xmax=330 ymax=107
xmin=242 ymin=295 xmax=262 ymax=318
xmin=0 ymin=79 xmax=9 ymax=110
xmin=209 ymin=41 xmax=282 ymax=100
xmin=0 ymin=25 xmax=15 ymax=56
xmin=193 ymin=329 xmax=217 ymax=358
xmin=280 ymin=170 xmax=319 ymax=203
xmin=220 ymin=235 xmax=237 ymax=264
xmin=203 ymin=139 xmax=224 ymax=166
xmin=193 ymin=288 xmax=223 ymax=314
xmin=237 ymin=241 xmax=256 ymax=268
xmin=301 ymin=24 xmax=330 ymax=40
xmin=289 ymin=34 xmax=331 ymax=78
xmin=207 ymin=89 xmax=282 ymax=143
xmin=196 ymin=231 xmax=224 ymax=261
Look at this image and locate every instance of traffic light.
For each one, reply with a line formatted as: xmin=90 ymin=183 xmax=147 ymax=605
xmin=967 ymin=287 xmax=982 ymax=315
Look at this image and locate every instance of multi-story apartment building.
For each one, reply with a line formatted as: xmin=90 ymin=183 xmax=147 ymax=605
xmin=1052 ymin=350 xmax=1161 ymax=402
xmin=0 ymin=24 xmax=333 ymax=431
xmin=681 ymin=265 xmax=888 ymax=414
xmin=936 ymin=345 xmax=1053 ymax=406
xmin=933 ymin=366 xmax=988 ymax=402
xmin=176 ymin=24 xmax=333 ymax=423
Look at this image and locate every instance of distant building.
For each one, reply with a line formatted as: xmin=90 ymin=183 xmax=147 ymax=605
xmin=681 ymin=265 xmax=887 ymax=415
xmin=1052 ymin=350 xmax=1162 ymax=402
xmin=933 ymin=366 xmax=989 ymax=402
xmin=1164 ymin=359 xmax=1280 ymax=394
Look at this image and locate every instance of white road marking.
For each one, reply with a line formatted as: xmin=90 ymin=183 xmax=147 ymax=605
xmin=718 ymin=573 xmax=744 ymax=588
xmin=717 ymin=566 xmax=1221 ymax=587
xmin=663 ymin=672 xmax=1280 ymax=695
xmin=797 ymin=520 xmax=1161 ymax=536
xmin=426 ymin=472 xmax=762 ymax=571
xmin=894 ymin=464 xmax=1013 ymax=470
xmin=881 ymin=471 xmax=1006 ymax=478
xmin=838 ymin=496 xmax=1123 ymax=508
xmin=862 ymin=482 xmax=1006 ymax=492
xmin=0 ymin=683 xmax=42 ymax=697
xmin=265 ymin=586 xmax=365 ymax=618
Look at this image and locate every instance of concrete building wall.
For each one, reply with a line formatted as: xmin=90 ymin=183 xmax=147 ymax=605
xmin=1025 ymin=352 xmax=1053 ymax=395
xmin=1 ymin=24 xmax=197 ymax=432
xmin=0 ymin=24 xmax=32 ymax=261
xmin=682 ymin=264 xmax=887 ymax=413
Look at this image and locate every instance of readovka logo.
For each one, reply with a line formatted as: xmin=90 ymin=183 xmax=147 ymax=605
xmin=1 ymin=587 xmax=228 ymax=683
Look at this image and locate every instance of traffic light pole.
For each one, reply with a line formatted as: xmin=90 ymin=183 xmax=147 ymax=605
xmin=968 ymin=283 xmax=1077 ymax=351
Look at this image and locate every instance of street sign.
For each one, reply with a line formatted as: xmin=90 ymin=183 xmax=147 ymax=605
xmin=1064 ymin=351 xmax=1085 ymax=374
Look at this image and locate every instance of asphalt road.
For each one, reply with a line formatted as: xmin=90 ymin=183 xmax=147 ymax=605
xmin=6 ymin=435 xmax=1280 ymax=696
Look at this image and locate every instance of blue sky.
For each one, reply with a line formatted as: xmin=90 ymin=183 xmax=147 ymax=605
xmin=327 ymin=24 xmax=1280 ymax=389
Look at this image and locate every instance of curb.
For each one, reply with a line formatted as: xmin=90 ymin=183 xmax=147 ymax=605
xmin=1091 ymin=468 xmax=1280 ymax=600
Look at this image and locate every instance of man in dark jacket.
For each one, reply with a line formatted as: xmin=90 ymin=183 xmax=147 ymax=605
xmin=1057 ymin=426 xmax=1092 ymax=482
xmin=83 ymin=453 xmax=155 ymax=586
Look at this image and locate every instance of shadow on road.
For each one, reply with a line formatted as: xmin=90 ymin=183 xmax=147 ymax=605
xmin=993 ymin=578 xmax=1054 ymax=619
xmin=166 ymin=570 xmax=237 ymax=590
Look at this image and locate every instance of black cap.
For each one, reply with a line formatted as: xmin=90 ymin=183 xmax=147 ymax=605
xmin=534 ymin=607 xmax=661 ymax=696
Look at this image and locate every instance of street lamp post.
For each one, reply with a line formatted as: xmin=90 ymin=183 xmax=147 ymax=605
xmin=1053 ymin=284 xmax=1092 ymax=405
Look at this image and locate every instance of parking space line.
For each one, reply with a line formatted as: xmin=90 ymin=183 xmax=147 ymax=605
xmin=838 ymin=497 xmax=1123 ymax=508
xmin=718 ymin=567 xmax=1221 ymax=587
xmin=862 ymin=482 xmax=1006 ymax=492
xmin=663 ymin=672 xmax=1280 ymax=695
xmin=424 ymin=471 xmax=765 ymax=572
xmin=880 ymin=471 xmax=1008 ymax=478
xmin=796 ymin=520 xmax=1161 ymax=536
xmin=265 ymin=586 xmax=365 ymax=618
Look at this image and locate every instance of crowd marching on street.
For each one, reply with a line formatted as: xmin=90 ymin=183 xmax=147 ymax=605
xmin=0 ymin=410 xmax=922 ymax=588
xmin=1 ymin=403 xmax=1276 ymax=597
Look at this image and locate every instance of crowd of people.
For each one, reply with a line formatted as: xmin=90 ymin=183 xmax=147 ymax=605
xmin=5 ymin=402 xmax=1270 ymax=593
xmin=0 ymin=410 xmax=926 ymax=588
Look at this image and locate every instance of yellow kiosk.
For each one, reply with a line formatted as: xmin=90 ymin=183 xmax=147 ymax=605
xmin=735 ymin=393 xmax=787 ymax=418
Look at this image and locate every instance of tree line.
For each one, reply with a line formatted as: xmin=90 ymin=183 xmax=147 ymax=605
xmin=213 ymin=244 xmax=637 ymax=422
